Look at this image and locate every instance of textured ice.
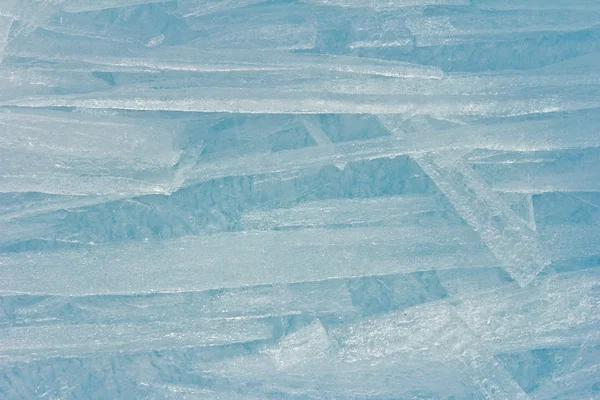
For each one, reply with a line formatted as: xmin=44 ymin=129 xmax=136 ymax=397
xmin=1 ymin=0 xmax=599 ymax=399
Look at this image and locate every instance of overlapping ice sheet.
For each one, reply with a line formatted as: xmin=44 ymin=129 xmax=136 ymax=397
xmin=0 ymin=0 xmax=599 ymax=398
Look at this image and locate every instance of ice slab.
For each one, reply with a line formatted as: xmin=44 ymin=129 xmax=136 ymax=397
xmin=61 ymin=0 xmax=170 ymax=13
xmin=214 ymin=307 xmax=530 ymax=398
xmin=0 ymin=151 xmax=177 ymax=196
xmin=0 ymin=16 xmax=12 ymax=62
xmin=454 ymin=270 xmax=600 ymax=354
xmin=0 ymin=225 xmax=497 ymax=296
xmin=0 ymin=66 xmax=114 ymax=101
xmin=6 ymin=31 xmax=443 ymax=78
xmin=0 ymin=109 xmax=185 ymax=196
xmin=174 ymin=113 xmax=600 ymax=196
xmin=210 ymin=323 xmax=480 ymax=398
xmin=0 ymin=317 xmax=273 ymax=361
xmin=6 ymin=87 xmax=597 ymax=115
xmin=332 ymin=271 xmax=600 ymax=360
xmin=0 ymin=283 xmax=354 ymax=328
xmin=0 ymin=109 xmax=180 ymax=168
xmin=475 ymin=0 xmax=600 ymax=11
xmin=0 ymin=156 xmax=431 ymax=251
xmin=187 ymin=23 xmax=317 ymax=51
xmin=407 ymin=11 xmax=600 ymax=46
xmin=241 ymin=195 xmax=437 ymax=230
xmin=413 ymin=153 xmax=549 ymax=286
xmin=265 ymin=319 xmax=331 ymax=369
xmin=469 ymin=149 xmax=600 ymax=194
xmin=539 ymin=225 xmax=600 ymax=261
xmin=301 ymin=0 xmax=470 ymax=8
xmin=175 ymin=0 xmax=266 ymax=18
xmin=0 ymin=269 xmax=451 ymax=328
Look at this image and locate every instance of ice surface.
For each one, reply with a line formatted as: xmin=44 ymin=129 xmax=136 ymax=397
xmin=1 ymin=0 xmax=599 ymax=398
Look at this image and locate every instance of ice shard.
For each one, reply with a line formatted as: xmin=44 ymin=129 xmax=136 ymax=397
xmin=0 ymin=279 xmax=356 ymax=326
xmin=61 ymin=0 xmax=170 ymax=13
xmin=175 ymin=0 xmax=267 ymax=18
xmin=0 ymin=317 xmax=274 ymax=361
xmin=0 ymin=224 xmax=497 ymax=296
xmin=0 ymin=109 xmax=180 ymax=169
xmin=0 ymin=109 xmax=182 ymax=196
xmin=241 ymin=195 xmax=437 ymax=230
xmin=412 ymin=153 xmax=550 ymax=286
xmin=475 ymin=0 xmax=600 ymax=11
xmin=0 ymin=16 xmax=12 ymax=62
xmin=406 ymin=10 xmax=600 ymax=46
xmin=301 ymin=0 xmax=471 ymax=7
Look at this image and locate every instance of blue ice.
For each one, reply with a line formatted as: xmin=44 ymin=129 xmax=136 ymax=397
xmin=0 ymin=1 xmax=599 ymax=399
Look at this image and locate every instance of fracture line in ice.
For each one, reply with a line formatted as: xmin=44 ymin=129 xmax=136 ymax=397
xmin=412 ymin=153 xmax=550 ymax=286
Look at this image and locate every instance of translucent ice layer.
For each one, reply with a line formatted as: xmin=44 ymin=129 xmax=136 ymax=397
xmin=0 ymin=0 xmax=599 ymax=399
